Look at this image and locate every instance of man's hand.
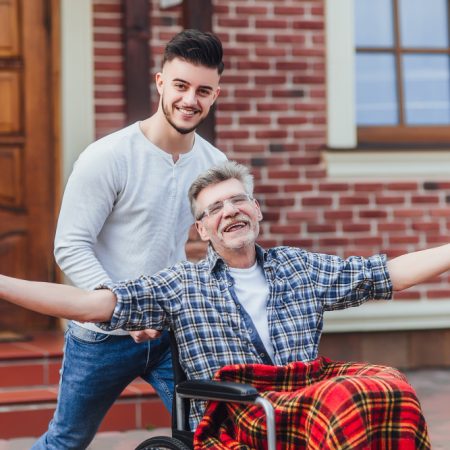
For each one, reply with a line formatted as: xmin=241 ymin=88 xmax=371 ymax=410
xmin=130 ymin=329 xmax=161 ymax=343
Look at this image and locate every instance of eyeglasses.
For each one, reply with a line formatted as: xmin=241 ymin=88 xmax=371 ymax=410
xmin=197 ymin=193 xmax=253 ymax=220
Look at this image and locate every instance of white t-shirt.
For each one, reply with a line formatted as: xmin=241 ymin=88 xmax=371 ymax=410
xmin=229 ymin=262 xmax=274 ymax=361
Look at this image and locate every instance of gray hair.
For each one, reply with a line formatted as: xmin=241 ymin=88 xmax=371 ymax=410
xmin=188 ymin=161 xmax=254 ymax=219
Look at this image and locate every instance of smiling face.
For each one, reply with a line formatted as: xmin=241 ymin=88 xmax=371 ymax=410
xmin=195 ymin=178 xmax=263 ymax=268
xmin=156 ymin=58 xmax=221 ymax=135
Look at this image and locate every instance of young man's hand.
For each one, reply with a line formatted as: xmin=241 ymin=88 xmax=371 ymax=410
xmin=130 ymin=329 xmax=162 ymax=343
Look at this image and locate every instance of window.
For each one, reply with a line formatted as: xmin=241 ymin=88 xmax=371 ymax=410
xmin=355 ymin=0 xmax=450 ymax=144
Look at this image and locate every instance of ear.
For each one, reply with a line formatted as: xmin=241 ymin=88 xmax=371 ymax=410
xmin=254 ymin=199 xmax=263 ymax=222
xmin=195 ymin=220 xmax=210 ymax=242
xmin=155 ymin=72 xmax=164 ymax=95
xmin=211 ymin=86 xmax=221 ymax=105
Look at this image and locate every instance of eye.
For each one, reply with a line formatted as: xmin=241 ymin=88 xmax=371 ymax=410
xmin=230 ymin=194 xmax=250 ymax=205
xmin=208 ymin=202 xmax=223 ymax=216
xmin=198 ymin=88 xmax=212 ymax=97
xmin=174 ymin=83 xmax=187 ymax=90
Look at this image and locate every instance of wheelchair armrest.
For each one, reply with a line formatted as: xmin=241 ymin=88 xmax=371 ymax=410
xmin=176 ymin=380 xmax=259 ymax=402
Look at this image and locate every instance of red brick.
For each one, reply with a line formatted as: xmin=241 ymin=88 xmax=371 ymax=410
xmin=427 ymin=290 xmax=450 ymax=299
xmin=342 ymin=223 xmax=371 ymax=233
xmin=255 ymin=19 xmax=289 ymax=29
xmin=293 ymin=20 xmax=324 ymax=30
xmin=319 ymin=238 xmax=350 ymax=246
xmin=393 ymin=209 xmax=424 ymax=218
xmin=283 ymin=239 xmax=314 ymax=248
xmin=286 ymin=211 xmax=319 ymax=221
xmin=257 ymin=102 xmax=289 ymax=111
xmin=265 ymin=198 xmax=295 ymax=207
xmin=307 ymin=223 xmax=336 ymax=233
xmin=302 ymin=197 xmax=333 ymax=207
xmin=256 ymin=130 xmax=288 ymax=139
xmin=218 ymin=18 xmax=249 ymax=28
xmin=276 ymin=62 xmax=309 ymax=71
xmin=237 ymin=60 xmax=271 ymax=70
xmin=354 ymin=183 xmax=385 ymax=192
xmin=375 ymin=196 xmax=405 ymax=205
xmin=274 ymin=6 xmax=305 ymax=15
xmin=236 ymin=33 xmax=268 ymax=44
xmin=377 ymin=222 xmax=407 ymax=232
xmin=339 ymin=196 xmax=370 ymax=206
xmin=274 ymin=34 xmax=306 ymax=44
xmin=284 ymin=183 xmax=314 ymax=192
xmin=254 ymin=75 xmax=287 ymax=84
xmin=412 ymin=222 xmax=440 ymax=232
xmin=353 ymin=237 xmax=383 ymax=246
xmin=293 ymin=75 xmax=326 ymax=85
xmin=268 ymin=170 xmax=299 ymax=179
xmin=359 ymin=210 xmax=388 ymax=219
xmin=389 ymin=236 xmax=420 ymax=245
xmin=324 ymin=210 xmax=353 ymax=220
xmin=277 ymin=116 xmax=308 ymax=125
xmin=254 ymin=184 xmax=280 ymax=194
xmin=318 ymin=182 xmax=349 ymax=192
xmin=239 ymin=116 xmax=271 ymax=125
xmin=387 ymin=182 xmax=419 ymax=191
xmin=270 ymin=225 xmax=301 ymax=234
xmin=235 ymin=89 xmax=266 ymax=98
xmin=411 ymin=195 xmax=440 ymax=204
xmin=235 ymin=6 xmax=268 ymax=15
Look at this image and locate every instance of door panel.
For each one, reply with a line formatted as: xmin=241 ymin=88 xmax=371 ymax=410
xmin=0 ymin=0 xmax=57 ymax=331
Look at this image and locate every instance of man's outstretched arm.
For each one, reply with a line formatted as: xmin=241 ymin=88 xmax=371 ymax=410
xmin=0 ymin=275 xmax=116 ymax=322
xmin=387 ymin=243 xmax=450 ymax=291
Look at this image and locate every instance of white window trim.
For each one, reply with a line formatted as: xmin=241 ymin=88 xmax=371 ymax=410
xmin=61 ymin=0 xmax=95 ymax=183
xmin=324 ymin=0 xmax=450 ymax=332
xmin=325 ymin=0 xmax=450 ymax=180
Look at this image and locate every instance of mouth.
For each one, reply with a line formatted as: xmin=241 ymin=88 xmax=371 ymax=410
xmin=222 ymin=220 xmax=248 ymax=234
xmin=176 ymin=106 xmax=201 ymax=118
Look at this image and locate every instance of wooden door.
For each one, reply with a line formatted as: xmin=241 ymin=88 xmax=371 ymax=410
xmin=0 ymin=0 xmax=57 ymax=331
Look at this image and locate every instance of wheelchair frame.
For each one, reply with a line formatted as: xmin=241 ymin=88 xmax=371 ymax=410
xmin=135 ymin=330 xmax=276 ymax=450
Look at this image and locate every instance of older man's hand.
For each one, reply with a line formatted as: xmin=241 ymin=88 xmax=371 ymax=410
xmin=130 ymin=329 xmax=161 ymax=343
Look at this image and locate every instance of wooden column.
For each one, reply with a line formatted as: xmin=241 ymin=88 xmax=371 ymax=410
xmin=182 ymin=0 xmax=216 ymax=144
xmin=123 ymin=0 xmax=151 ymax=124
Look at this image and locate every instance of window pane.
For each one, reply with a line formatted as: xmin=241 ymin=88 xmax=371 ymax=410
xmin=399 ymin=0 xmax=448 ymax=48
xmin=355 ymin=0 xmax=394 ymax=47
xmin=356 ymin=53 xmax=398 ymax=125
xmin=403 ymin=54 xmax=450 ymax=124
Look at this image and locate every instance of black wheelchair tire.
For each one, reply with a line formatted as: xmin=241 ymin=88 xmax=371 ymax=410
xmin=135 ymin=436 xmax=191 ymax=450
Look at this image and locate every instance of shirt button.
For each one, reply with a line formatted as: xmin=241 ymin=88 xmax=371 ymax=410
xmin=248 ymin=328 xmax=253 ymax=334
xmin=236 ymin=305 xmax=241 ymax=309
xmin=260 ymin=352 xmax=266 ymax=357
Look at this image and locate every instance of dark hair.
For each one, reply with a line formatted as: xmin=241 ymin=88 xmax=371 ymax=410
xmin=188 ymin=161 xmax=254 ymax=219
xmin=163 ymin=29 xmax=224 ymax=75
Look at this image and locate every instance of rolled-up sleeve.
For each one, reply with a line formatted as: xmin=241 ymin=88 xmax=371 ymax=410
xmin=94 ymin=278 xmax=166 ymax=331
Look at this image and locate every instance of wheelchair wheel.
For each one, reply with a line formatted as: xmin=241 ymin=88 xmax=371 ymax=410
xmin=135 ymin=436 xmax=191 ymax=450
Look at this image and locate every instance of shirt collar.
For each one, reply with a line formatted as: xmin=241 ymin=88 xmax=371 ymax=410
xmin=205 ymin=243 xmax=268 ymax=273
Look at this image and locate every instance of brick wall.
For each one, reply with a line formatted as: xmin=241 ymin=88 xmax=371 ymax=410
xmin=92 ymin=0 xmax=450 ymax=303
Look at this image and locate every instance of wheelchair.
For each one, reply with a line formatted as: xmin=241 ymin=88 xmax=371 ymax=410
xmin=135 ymin=330 xmax=276 ymax=450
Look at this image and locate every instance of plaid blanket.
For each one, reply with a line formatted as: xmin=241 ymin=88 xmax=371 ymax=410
xmin=194 ymin=357 xmax=430 ymax=449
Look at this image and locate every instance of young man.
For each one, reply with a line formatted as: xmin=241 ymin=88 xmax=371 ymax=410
xmin=0 ymin=161 xmax=446 ymax=448
xmin=35 ymin=30 xmax=227 ymax=449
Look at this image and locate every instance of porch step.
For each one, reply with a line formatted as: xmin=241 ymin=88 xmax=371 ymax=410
xmin=0 ymin=332 xmax=170 ymax=439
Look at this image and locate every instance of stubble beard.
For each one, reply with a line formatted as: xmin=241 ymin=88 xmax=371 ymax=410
xmin=161 ymin=97 xmax=206 ymax=135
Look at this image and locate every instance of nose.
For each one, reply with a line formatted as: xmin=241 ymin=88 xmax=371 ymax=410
xmin=222 ymin=199 xmax=239 ymax=217
xmin=183 ymin=88 xmax=197 ymax=106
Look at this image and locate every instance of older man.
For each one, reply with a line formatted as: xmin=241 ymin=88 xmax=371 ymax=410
xmin=1 ymin=161 xmax=443 ymax=448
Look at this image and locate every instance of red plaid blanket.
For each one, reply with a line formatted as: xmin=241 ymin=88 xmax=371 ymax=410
xmin=194 ymin=357 xmax=430 ymax=449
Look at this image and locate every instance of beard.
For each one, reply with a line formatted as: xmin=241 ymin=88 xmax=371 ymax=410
xmin=161 ymin=97 xmax=206 ymax=135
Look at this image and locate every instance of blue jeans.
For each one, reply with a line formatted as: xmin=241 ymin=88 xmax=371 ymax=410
xmin=31 ymin=322 xmax=173 ymax=450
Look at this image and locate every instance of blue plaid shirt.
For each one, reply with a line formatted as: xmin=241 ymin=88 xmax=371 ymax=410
xmin=98 ymin=244 xmax=392 ymax=427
